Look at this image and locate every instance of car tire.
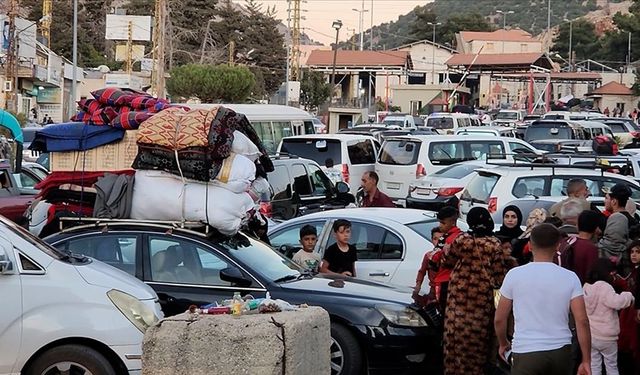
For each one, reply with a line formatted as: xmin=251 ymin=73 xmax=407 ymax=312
xmin=25 ymin=344 xmax=116 ymax=375
xmin=330 ymin=323 xmax=362 ymax=375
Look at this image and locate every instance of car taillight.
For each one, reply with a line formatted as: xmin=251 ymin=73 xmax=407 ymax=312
xmin=488 ymin=197 xmax=498 ymax=213
xmin=259 ymin=202 xmax=272 ymax=217
xmin=341 ymin=164 xmax=350 ymax=183
xmin=436 ymin=187 xmax=463 ymax=196
xmin=416 ymin=163 xmax=426 ymax=179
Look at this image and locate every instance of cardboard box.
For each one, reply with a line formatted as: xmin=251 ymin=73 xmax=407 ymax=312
xmin=50 ymin=130 xmax=138 ymax=172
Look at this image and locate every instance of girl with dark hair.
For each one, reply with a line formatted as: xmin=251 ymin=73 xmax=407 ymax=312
xmin=584 ymin=258 xmax=634 ymax=375
xmin=441 ymin=207 xmax=516 ymax=374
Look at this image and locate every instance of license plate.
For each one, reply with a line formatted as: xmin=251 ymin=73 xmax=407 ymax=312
xmin=386 ymin=182 xmax=401 ymax=190
xmin=416 ymin=188 xmax=431 ymax=195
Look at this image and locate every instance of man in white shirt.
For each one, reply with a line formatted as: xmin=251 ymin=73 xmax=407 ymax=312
xmin=495 ymin=223 xmax=591 ymax=375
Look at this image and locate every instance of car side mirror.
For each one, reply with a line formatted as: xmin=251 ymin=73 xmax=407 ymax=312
xmin=335 ymin=181 xmax=350 ymax=194
xmin=220 ymin=266 xmax=252 ymax=288
xmin=0 ymin=251 xmax=13 ymax=275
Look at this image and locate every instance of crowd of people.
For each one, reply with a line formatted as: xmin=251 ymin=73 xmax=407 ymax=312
xmin=412 ymin=178 xmax=640 ymax=375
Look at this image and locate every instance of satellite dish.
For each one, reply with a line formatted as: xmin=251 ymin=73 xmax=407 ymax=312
xmin=97 ymin=65 xmax=110 ymax=73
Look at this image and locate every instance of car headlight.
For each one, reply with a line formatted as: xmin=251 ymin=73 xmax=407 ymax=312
xmin=107 ymin=289 xmax=159 ymax=333
xmin=376 ymin=304 xmax=427 ymax=327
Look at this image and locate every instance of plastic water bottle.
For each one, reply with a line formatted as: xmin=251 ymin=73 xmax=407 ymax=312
xmin=232 ymin=292 xmax=243 ymax=316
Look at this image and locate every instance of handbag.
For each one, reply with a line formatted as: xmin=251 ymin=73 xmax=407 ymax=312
xmin=473 ymin=236 xmax=502 ymax=308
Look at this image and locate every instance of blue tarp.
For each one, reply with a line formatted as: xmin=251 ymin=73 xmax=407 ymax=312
xmin=29 ymin=122 xmax=125 ymax=152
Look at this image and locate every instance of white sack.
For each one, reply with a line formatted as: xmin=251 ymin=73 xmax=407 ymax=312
xmin=211 ymin=153 xmax=256 ymax=193
xmin=231 ymin=131 xmax=261 ymax=161
xmin=130 ymin=170 xmax=254 ymax=235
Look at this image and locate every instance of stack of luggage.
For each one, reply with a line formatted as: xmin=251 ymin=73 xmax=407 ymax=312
xmin=28 ymin=88 xmax=274 ymax=237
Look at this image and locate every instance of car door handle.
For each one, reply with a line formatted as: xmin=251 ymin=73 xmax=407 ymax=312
xmin=369 ymin=272 xmax=390 ymax=277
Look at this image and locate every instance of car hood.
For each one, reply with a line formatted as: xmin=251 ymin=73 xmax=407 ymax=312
xmin=279 ymin=274 xmax=413 ymax=305
xmin=74 ymin=259 xmax=158 ymax=301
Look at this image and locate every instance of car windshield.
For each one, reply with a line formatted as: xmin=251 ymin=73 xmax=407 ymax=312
xmin=427 ymin=117 xmax=454 ymax=129
xmin=378 ymin=139 xmax=420 ymax=165
xmin=1 ymin=216 xmax=66 ymax=260
xmin=461 ymin=173 xmax=500 ymax=204
xmin=280 ymin=139 xmax=342 ymax=164
xmin=496 ymin=112 xmax=518 ymax=120
xmin=525 ymin=126 xmax=573 ymax=141
xmin=219 ymin=234 xmax=302 ymax=282
xmin=433 ymin=163 xmax=484 ymax=179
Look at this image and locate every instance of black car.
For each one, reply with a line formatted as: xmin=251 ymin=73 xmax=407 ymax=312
xmin=267 ymin=154 xmax=354 ymax=220
xmin=45 ymin=221 xmax=441 ymax=375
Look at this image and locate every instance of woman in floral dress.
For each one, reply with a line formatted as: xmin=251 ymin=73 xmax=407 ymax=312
xmin=442 ymin=207 xmax=515 ymax=374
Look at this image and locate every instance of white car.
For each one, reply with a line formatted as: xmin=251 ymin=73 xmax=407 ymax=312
xmin=278 ymin=134 xmax=379 ymax=193
xmin=0 ymin=215 xmax=163 ymax=374
xmin=455 ymin=126 xmax=518 ymax=138
xmin=375 ymin=135 xmax=541 ymax=204
xmin=268 ymin=207 xmax=467 ymax=289
xmin=592 ymin=117 xmax=640 ymax=147
xmin=425 ymin=113 xmax=473 ymax=135
xmin=459 ymin=164 xmax=640 ymax=221
xmin=492 ymin=109 xmax=527 ymax=127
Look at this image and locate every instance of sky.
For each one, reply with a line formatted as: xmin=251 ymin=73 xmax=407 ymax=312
xmin=243 ymin=0 xmax=429 ymax=45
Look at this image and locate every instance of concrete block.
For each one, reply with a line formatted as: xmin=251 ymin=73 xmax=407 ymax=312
xmin=142 ymin=306 xmax=330 ymax=375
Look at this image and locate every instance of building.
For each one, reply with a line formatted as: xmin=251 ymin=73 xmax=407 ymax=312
xmin=586 ymin=81 xmax=638 ymax=114
xmin=393 ymin=39 xmax=456 ymax=85
xmin=456 ymin=29 xmax=543 ymax=55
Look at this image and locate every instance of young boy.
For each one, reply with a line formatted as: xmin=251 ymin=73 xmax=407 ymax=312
xmin=292 ymin=225 xmax=321 ymax=271
xmin=413 ymin=227 xmax=443 ymax=306
xmin=320 ymin=219 xmax=357 ymax=277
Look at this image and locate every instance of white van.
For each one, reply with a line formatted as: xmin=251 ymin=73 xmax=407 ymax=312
xmin=425 ymin=113 xmax=474 ymax=134
xmin=0 ymin=216 xmax=162 ymax=374
xmin=375 ymin=135 xmax=541 ymax=203
xmin=278 ymin=134 xmax=379 ymax=193
xmin=188 ymin=103 xmax=316 ymax=154
xmin=542 ymin=111 xmax=606 ymax=121
xmin=382 ymin=114 xmax=422 ymax=128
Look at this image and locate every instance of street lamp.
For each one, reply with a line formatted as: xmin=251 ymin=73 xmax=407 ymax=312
xmin=352 ymin=5 xmax=369 ymax=51
xmin=564 ymin=18 xmax=573 ymax=72
xmin=330 ymin=20 xmax=343 ymax=95
xmin=427 ymin=22 xmax=442 ymax=85
xmin=496 ymin=10 xmax=514 ymax=30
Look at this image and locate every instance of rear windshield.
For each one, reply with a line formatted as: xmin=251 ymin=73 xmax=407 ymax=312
xmin=461 ymin=173 xmax=500 ymax=204
xmin=433 ymin=163 xmax=484 ymax=179
xmin=496 ymin=112 xmax=518 ymax=120
xmin=378 ymin=139 xmax=420 ymax=165
xmin=406 ymin=220 xmax=439 ymax=241
xmin=525 ymin=126 xmax=573 ymax=141
xmin=280 ymin=139 xmax=342 ymax=164
xmin=347 ymin=140 xmax=376 ymax=165
xmin=429 ymin=141 xmax=505 ymax=165
xmin=427 ymin=117 xmax=454 ymax=129
xmin=383 ymin=118 xmax=405 ymax=126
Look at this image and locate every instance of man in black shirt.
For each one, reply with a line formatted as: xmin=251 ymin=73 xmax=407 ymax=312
xmin=320 ymin=219 xmax=358 ymax=276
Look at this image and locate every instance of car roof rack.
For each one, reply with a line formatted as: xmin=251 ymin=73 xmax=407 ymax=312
xmin=483 ymin=152 xmax=617 ymax=175
xmin=270 ymin=152 xmax=299 ymax=160
xmin=58 ymin=217 xmax=214 ymax=238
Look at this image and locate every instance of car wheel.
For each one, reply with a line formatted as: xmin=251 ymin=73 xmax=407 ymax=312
xmin=330 ymin=323 xmax=362 ymax=375
xmin=25 ymin=344 xmax=116 ymax=375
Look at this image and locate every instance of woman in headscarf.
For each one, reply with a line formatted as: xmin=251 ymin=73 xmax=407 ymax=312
xmin=495 ymin=205 xmax=524 ymax=244
xmin=512 ymin=207 xmax=548 ymax=265
xmin=442 ymin=207 xmax=515 ymax=375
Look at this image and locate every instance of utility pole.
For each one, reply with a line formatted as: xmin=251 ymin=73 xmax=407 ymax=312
xmin=4 ymin=0 xmax=18 ymax=112
xmin=70 ymin=0 xmax=78 ymax=119
xmin=427 ymin=22 xmax=442 ymax=85
xmin=228 ymin=40 xmax=235 ymax=65
xmin=125 ymin=21 xmax=133 ymax=74
xmin=151 ymin=0 xmax=167 ymax=99
xmin=291 ymin=0 xmax=302 ymax=81
xmin=369 ymin=0 xmax=373 ymax=50
xmin=42 ymin=0 xmax=52 ymax=48
xmin=547 ymin=0 xmax=551 ymax=52
xmin=352 ymin=1 xmax=368 ymax=51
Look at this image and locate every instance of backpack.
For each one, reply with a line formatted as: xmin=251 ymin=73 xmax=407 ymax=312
xmin=557 ymin=236 xmax=577 ymax=270
xmin=592 ymin=135 xmax=618 ymax=156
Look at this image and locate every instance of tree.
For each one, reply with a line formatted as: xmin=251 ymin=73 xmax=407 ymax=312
xmin=409 ymin=7 xmax=438 ymax=41
xmin=166 ymin=64 xmax=256 ymax=103
xmin=552 ymin=19 xmax=602 ymax=63
xmin=300 ymin=70 xmax=331 ymax=112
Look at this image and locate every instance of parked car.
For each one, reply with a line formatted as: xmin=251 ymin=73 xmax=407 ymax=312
xmin=21 ymin=126 xmax=43 ymax=163
xmin=45 ymin=220 xmax=444 ymax=375
xmin=541 ymin=111 xmax=606 ymax=121
xmin=591 ymin=117 xmax=640 ymax=146
xmin=492 ymin=109 xmax=527 ymax=127
xmin=266 ymin=154 xmax=355 ymax=220
xmin=524 ymin=120 xmax=588 ymax=143
xmin=406 ymin=161 xmax=498 ymax=211
xmin=1 ymin=215 xmax=162 ymax=374
xmin=14 ymin=162 xmax=48 ymax=195
xmin=269 ymin=207 xmax=467 ymax=289
xmin=528 ymin=139 xmax=584 ymax=153
xmin=0 ymin=160 xmax=38 ymax=225
xmin=278 ymin=134 xmax=379 ymax=193
xmin=455 ymin=126 xmax=518 ymax=138
xmin=382 ymin=114 xmax=423 ymax=128
xmin=458 ymin=164 xmax=640 ymax=221
xmin=574 ymin=120 xmax=615 ymax=140
xmin=523 ymin=114 xmax=541 ymax=126
xmin=375 ymin=135 xmax=541 ymax=204
xmin=425 ymin=113 xmax=473 ymax=135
